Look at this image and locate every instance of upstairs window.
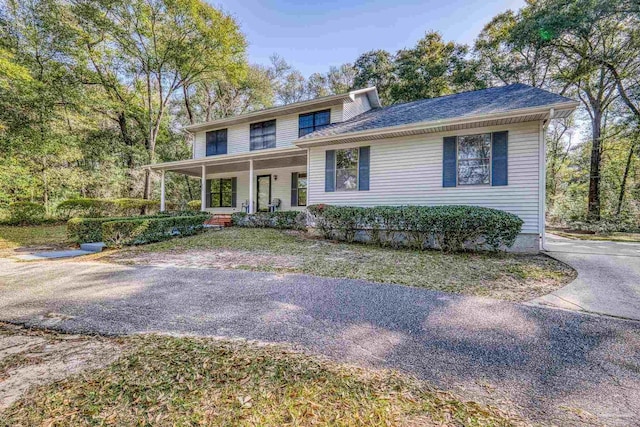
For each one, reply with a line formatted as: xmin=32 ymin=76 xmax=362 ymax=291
xmin=457 ymin=133 xmax=491 ymax=185
xmin=250 ymin=119 xmax=276 ymax=150
xmin=299 ymin=109 xmax=331 ymax=137
xmin=206 ymin=129 xmax=227 ymax=156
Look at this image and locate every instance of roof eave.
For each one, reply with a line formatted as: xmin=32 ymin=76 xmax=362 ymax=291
xmin=294 ymin=101 xmax=580 ymax=147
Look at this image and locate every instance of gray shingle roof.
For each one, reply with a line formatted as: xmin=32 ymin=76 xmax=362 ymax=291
xmin=300 ymin=83 xmax=576 ymax=140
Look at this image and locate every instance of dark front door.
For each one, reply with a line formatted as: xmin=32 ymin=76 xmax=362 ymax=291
xmin=256 ymin=175 xmax=271 ymax=212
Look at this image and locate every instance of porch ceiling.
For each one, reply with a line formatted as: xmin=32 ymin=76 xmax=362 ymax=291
xmin=154 ymin=151 xmax=307 ymax=177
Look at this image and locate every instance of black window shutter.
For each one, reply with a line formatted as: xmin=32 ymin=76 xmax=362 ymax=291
xmin=325 ymin=150 xmax=335 ymax=192
xmin=442 ymin=136 xmax=457 ymax=187
xmin=291 ymin=172 xmax=298 ymax=206
xmin=231 ymin=177 xmax=237 ymax=207
xmin=206 ymin=132 xmax=215 ymax=156
xmin=491 ymin=131 xmax=508 ymax=186
xmin=358 ymin=146 xmax=370 ymax=191
xmin=206 ymin=179 xmax=212 ymax=208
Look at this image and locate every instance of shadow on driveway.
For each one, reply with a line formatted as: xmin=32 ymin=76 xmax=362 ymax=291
xmin=0 ymin=258 xmax=639 ymax=426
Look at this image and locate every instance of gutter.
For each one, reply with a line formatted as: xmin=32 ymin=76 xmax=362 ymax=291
xmin=539 ymin=108 xmax=555 ymax=251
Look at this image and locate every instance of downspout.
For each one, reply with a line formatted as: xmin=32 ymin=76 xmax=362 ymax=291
xmin=539 ymin=108 xmax=554 ymax=251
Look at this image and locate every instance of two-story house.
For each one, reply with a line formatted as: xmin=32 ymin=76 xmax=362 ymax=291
xmin=145 ymin=84 xmax=578 ymax=251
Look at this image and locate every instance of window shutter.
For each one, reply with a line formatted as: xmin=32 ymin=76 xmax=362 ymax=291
xmin=325 ymin=150 xmax=335 ymax=192
xmin=231 ymin=177 xmax=237 ymax=207
xmin=491 ymin=131 xmax=508 ymax=186
xmin=442 ymin=136 xmax=457 ymax=187
xmin=291 ymin=172 xmax=298 ymax=206
xmin=358 ymin=146 xmax=370 ymax=191
xmin=206 ymin=179 xmax=212 ymax=208
xmin=206 ymin=132 xmax=214 ymax=156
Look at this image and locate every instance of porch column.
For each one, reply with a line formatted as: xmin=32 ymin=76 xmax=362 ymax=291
xmin=160 ymin=170 xmax=166 ymax=212
xmin=201 ymin=165 xmax=206 ymax=211
xmin=248 ymin=159 xmax=254 ymax=213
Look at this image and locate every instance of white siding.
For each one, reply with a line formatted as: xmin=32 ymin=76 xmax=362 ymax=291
xmin=342 ymin=93 xmax=371 ymax=121
xmin=193 ymin=105 xmax=343 ymax=159
xmin=204 ymin=165 xmax=307 ymax=214
xmin=308 ymin=121 xmax=542 ymax=234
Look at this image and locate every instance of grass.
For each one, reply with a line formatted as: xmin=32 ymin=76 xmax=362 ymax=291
xmin=107 ymin=228 xmax=575 ymax=302
xmin=0 ymin=224 xmax=68 ymax=250
xmin=1 ymin=331 xmax=517 ymax=426
xmin=548 ymin=230 xmax=640 ymax=243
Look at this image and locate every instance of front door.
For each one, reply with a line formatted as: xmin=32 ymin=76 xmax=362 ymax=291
xmin=256 ymin=175 xmax=271 ymax=212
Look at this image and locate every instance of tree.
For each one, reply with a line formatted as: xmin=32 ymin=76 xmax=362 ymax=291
xmin=391 ymin=31 xmax=485 ymax=103
xmin=353 ymin=50 xmax=395 ymax=104
xmin=74 ymin=0 xmax=246 ymax=199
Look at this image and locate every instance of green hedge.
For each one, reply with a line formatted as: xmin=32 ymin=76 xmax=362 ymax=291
xmin=67 ymin=211 xmax=202 ymax=243
xmin=56 ymin=198 xmax=176 ymax=219
xmin=102 ymin=214 xmax=210 ymax=248
xmin=5 ymin=202 xmax=47 ymax=225
xmin=307 ymin=204 xmax=523 ymax=252
xmin=231 ymin=211 xmax=307 ymax=230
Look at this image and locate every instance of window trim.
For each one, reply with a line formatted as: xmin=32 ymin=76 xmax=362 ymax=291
xmin=298 ymin=109 xmax=331 ymax=137
xmin=206 ymin=129 xmax=227 ymax=156
xmin=335 ymin=148 xmax=359 ymax=192
xmin=456 ymin=133 xmax=492 ymax=186
xmin=209 ymin=178 xmax=234 ymax=208
xmin=250 ymin=119 xmax=276 ymax=151
xmin=297 ymin=173 xmax=308 ymax=206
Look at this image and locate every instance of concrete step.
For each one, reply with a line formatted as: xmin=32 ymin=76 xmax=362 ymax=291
xmin=80 ymin=242 xmax=106 ymax=253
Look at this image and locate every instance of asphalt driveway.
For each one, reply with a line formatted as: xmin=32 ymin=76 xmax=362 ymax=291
xmin=533 ymin=234 xmax=640 ymax=321
xmin=0 ymin=257 xmax=639 ymax=426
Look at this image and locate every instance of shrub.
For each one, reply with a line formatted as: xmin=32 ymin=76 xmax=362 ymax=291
xmin=307 ymin=204 xmax=523 ymax=252
xmin=67 ymin=216 xmax=135 ymax=243
xmin=186 ymin=200 xmax=201 ymax=211
xmin=102 ymin=214 xmax=210 ymax=248
xmin=231 ymin=211 xmax=307 ymax=230
xmin=6 ymin=202 xmax=47 ymax=225
xmin=56 ymin=198 xmax=114 ymax=218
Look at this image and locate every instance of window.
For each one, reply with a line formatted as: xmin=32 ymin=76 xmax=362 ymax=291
xmin=250 ymin=119 xmax=276 ymax=150
xmin=206 ymin=129 xmax=227 ymax=156
xmin=299 ymin=110 xmax=331 ymax=137
xmin=297 ymin=173 xmax=307 ymax=206
xmin=209 ymin=178 xmax=233 ymax=207
xmin=457 ymin=133 xmax=491 ymax=185
xmin=335 ymin=148 xmax=358 ymax=191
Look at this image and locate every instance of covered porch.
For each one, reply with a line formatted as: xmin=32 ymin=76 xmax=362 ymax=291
xmin=148 ymin=147 xmax=309 ymax=214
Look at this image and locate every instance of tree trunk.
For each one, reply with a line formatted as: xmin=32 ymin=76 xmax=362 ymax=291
xmin=587 ymin=109 xmax=603 ymax=221
xmin=183 ymin=85 xmax=194 ymax=124
xmin=616 ymin=141 xmax=637 ymax=216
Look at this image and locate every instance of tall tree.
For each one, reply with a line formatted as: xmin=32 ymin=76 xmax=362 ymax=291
xmin=353 ymin=50 xmax=395 ymax=104
xmin=74 ymin=0 xmax=246 ymax=198
xmin=391 ymin=31 xmax=485 ymax=103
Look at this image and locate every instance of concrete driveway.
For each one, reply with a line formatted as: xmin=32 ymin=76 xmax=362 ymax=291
xmin=0 ymin=258 xmax=639 ymax=426
xmin=533 ymin=234 xmax=640 ymax=321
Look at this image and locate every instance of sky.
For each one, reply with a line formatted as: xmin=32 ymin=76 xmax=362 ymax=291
xmin=212 ymin=0 xmax=527 ymax=77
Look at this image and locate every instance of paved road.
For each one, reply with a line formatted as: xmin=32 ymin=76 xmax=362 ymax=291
xmin=533 ymin=234 xmax=640 ymax=321
xmin=0 ymin=258 xmax=639 ymax=426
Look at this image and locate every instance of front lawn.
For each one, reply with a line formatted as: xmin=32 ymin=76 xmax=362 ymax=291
xmin=548 ymin=229 xmax=640 ymax=243
xmin=1 ymin=324 xmax=516 ymax=426
xmin=0 ymin=224 xmax=68 ymax=251
xmin=104 ymin=228 xmax=575 ymax=301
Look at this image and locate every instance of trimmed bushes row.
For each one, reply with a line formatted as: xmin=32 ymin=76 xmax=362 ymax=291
xmin=4 ymin=202 xmax=48 ymax=225
xmin=102 ymin=214 xmax=210 ymax=248
xmin=67 ymin=211 xmax=205 ymax=243
xmin=231 ymin=211 xmax=307 ymax=230
xmin=56 ymin=198 xmax=176 ymax=218
xmin=307 ymin=204 xmax=523 ymax=252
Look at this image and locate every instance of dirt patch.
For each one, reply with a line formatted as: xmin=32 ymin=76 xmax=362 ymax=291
xmin=0 ymin=323 xmax=122 ymax=412
xmin=105 ymin=248 xmax=303 ymax=271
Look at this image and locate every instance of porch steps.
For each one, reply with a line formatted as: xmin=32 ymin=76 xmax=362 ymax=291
xmin=205 ymin=214 xmax=232 ymax=228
